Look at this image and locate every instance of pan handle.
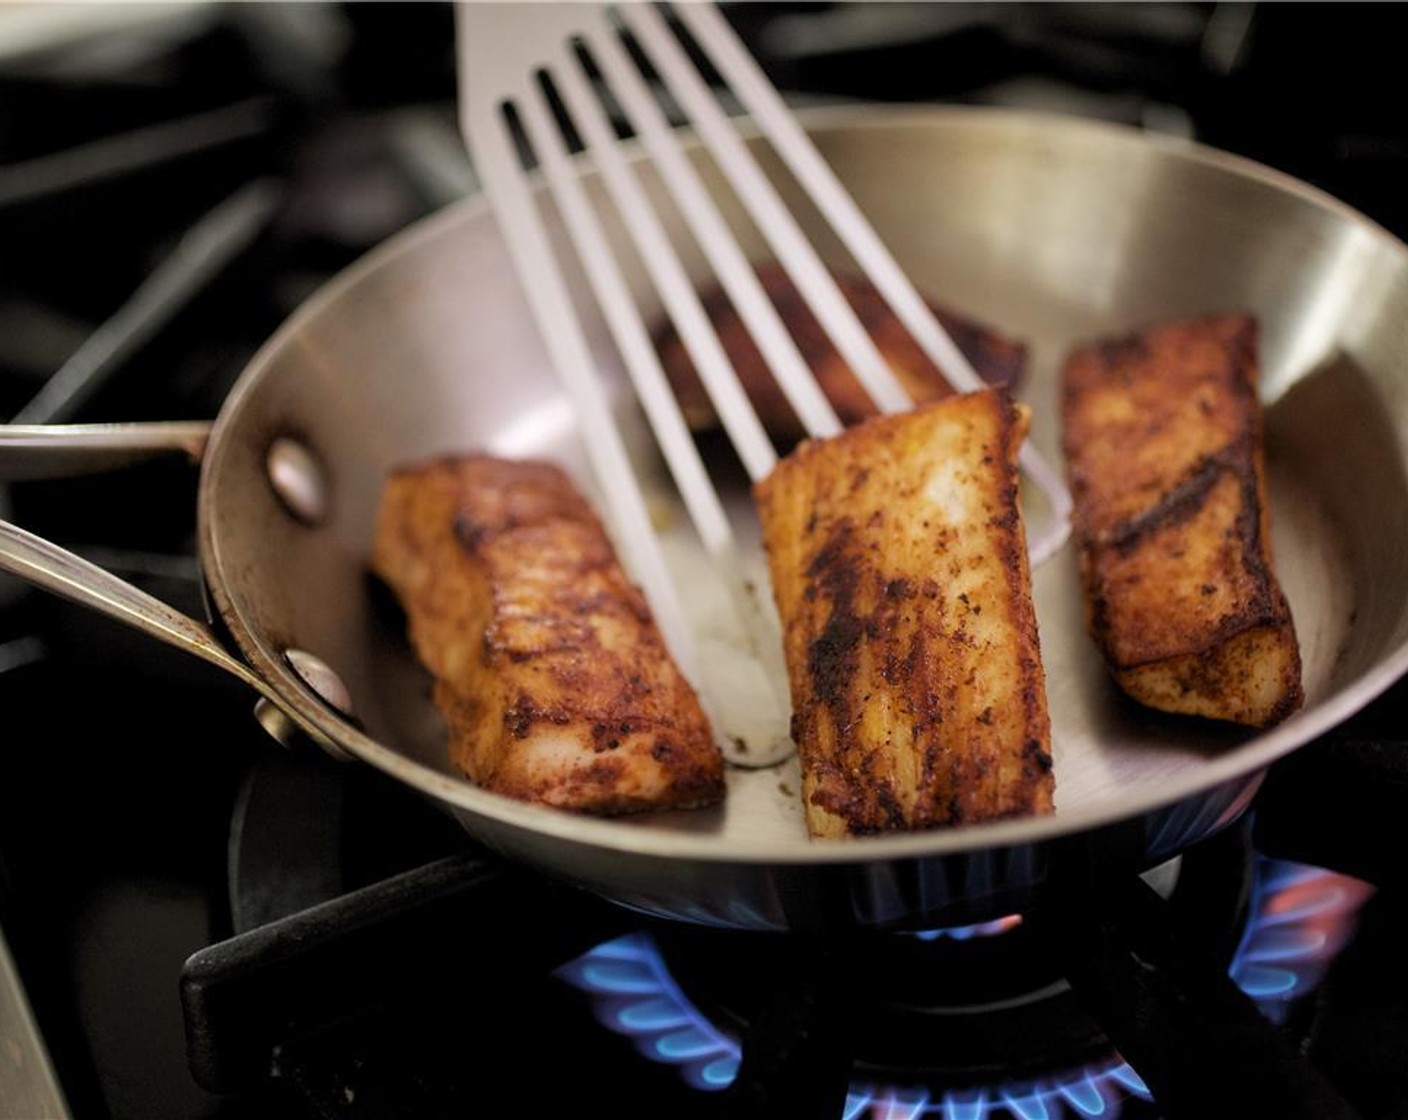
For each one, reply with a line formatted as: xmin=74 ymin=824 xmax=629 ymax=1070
xmin=0 ymin=514 xmax=349 ymax=757
xmin=0 ymin=421 xmax=212 ymax=480
xmin=0 ymin=421 xmax=350 ymax=759
xmin=0 ymin=513 xmax=263 ymax=690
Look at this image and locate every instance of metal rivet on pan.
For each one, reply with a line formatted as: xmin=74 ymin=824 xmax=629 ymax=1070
xmin=266 ymin=437 xmax=328 ymax=525
xmin=284 ymin=648 xmax=355 ymax=717
xmin=253 ymin=697 xmax=299 ymax=749
xmin=252 ymin=697 xmax=356 ymax=763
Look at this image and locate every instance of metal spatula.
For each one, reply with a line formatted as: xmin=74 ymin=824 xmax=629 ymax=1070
xmin=455 ymin=1 xmax=1072 ymax=768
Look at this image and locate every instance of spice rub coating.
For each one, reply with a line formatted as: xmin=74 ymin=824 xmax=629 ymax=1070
xmin=656 ymin=264 xmax=1027 ymax=446
xmin=1061 ymin=312 xmax=1303 ymax=728
xmin=755 ymin=388 xmax=1055 ymax=838
xmin=371 ymin=455 xmax=724 ymax=815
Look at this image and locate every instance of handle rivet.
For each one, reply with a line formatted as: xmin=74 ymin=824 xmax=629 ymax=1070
xmin=266 ymin=438 xmax=328 ymax=525
xmin=284 ymin=648 xmax=354 ymax=716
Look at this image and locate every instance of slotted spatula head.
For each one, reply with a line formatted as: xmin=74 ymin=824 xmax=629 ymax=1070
xmin=455 ymin=2 xmax=1071 ymax=769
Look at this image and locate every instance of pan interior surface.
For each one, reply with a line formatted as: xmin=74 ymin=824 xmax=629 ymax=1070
xmin=203 ymin=107 xmax=1408 ymax=870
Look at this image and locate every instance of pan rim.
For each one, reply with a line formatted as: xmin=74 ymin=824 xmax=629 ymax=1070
xmin=199 ymin=102 xmax=1408 ymax=867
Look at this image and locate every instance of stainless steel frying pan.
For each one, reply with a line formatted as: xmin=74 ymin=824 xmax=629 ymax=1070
xmin=4 ymin=106 xmax=1408 ymax=931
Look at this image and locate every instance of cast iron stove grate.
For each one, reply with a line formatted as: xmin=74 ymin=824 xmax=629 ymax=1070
xmin=177 ymin=680 xmax=1408 ymax=1120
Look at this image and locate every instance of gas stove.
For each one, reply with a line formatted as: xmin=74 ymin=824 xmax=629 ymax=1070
xmin=2 ymin=5 xmax=1407 ymax=1119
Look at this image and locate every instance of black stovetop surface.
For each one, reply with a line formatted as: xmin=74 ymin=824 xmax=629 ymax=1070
xmin=2 ymin=5 xmax=1407 ymax=1119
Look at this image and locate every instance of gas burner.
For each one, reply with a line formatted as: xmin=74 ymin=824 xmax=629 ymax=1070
xmin=559 ymin=855 xmax=1374 ymax=1119
xmin=649 ymin=917 xmax=1105 ymax=1079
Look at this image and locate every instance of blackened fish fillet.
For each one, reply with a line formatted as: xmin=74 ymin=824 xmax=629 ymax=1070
xmin=372 ymin=455 xmax=725 ymax=815
xmin=656 ymin=264 xmax=1028 ymax=446
xmin=755 ymin=388 xmax=1055 ymax=838
xmin=1060 ymin=312 xmax=1303 ymax=728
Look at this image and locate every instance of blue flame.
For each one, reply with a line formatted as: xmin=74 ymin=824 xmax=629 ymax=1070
xmin=837 ymin=1061 xmax=1151 ymax=1120
xmin=1230 ymin=859 xmax=1374 ymax=1024
xmin=558 ymin=857 xmax=1370 ymax=1116
xmin=911 ymin=915 xmax=1024 ymax=942
xmin=555 ymin=929 xmax=1150 ymax=1119
xmin=555 ymin=932 xmax=740 ymax=1090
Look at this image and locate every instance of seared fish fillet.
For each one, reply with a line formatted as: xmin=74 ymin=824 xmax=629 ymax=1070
xmin=755 ymin=389 xmax=1055 ymax=838
xmin=1061 ymin=313 xmax=1303 ymax=728
xmin=656 ymin=264 xmax=1027 ymax=447
xmin=371 ymin=455 xmax=724 ymax=815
